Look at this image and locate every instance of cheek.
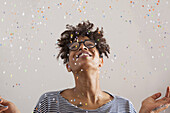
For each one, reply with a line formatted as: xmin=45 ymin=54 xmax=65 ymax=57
xmin=93 ymin=50 xmax=100 ymax=57
xmin=69 ymin=54 xmax=76 ymax=62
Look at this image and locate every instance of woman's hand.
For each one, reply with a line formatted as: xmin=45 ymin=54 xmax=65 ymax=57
xmin=0 ymin=96 xmax=21 ymax=113
xmin=139 ymin=86 xmax=170 ymax=113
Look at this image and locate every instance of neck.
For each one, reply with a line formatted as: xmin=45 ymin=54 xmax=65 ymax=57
xmin=72 ymin=67 xmax=103 ymax=104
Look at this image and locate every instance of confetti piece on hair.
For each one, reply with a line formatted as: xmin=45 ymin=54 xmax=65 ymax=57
xmin=71 ymin=34 xmax=73 ymax=38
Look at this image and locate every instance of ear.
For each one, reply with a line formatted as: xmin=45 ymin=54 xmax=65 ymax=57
xmin=66 ymin=63 xmax=72 ymax=72
xmin=99 ymin=58 xmax=103 ymax=67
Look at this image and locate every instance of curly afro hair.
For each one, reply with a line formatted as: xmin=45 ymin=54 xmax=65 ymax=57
xmin=55 ymin=20 xmax=110 ymax=64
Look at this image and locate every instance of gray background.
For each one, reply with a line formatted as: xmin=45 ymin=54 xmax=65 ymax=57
xmin=0 ymin=0 xmax=170 ymax=113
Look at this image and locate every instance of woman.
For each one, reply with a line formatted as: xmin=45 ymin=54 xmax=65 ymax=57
xmin=0 ymin=20 xmax=169 ymax=113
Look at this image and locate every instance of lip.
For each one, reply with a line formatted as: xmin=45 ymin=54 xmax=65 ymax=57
xmin=79 ymin=54 xmax=90 ymax=58
xmin=76 ymin=51 xmax=92 ymax=58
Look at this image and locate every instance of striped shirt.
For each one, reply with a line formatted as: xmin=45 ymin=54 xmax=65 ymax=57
xmin=33 ymin=89 xmax=137 ymax=113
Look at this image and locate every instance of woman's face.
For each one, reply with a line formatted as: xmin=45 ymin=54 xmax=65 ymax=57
xmin=66 ymin=36 xmax=103 ymax=73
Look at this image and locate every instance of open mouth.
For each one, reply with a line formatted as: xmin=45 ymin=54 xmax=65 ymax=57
xmin=76 ymin=53 xmax=92 ymax=58
xmin=79 ymin=54 xmax=91 ymax=58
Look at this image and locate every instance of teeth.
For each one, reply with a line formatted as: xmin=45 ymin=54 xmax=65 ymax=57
xmin=79 ymin=53 xmax=90 ymax=57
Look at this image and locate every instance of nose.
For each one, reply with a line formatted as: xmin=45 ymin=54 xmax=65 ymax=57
xmin=78 ymin=42 xmax=88 ymax=51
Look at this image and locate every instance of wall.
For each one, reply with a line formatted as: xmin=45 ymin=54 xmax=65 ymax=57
xmin=0 ymin=0 xmax=169 ymax=112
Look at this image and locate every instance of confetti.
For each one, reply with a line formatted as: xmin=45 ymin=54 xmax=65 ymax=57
xmin=28 ymin=54 xmax=31 ymax=58
xmin=41 ymin=40 xmax=43 ymax=44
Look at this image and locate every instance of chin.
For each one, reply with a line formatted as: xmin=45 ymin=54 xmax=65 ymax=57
xmin=77 ymin=62 xmax=96 ymax=70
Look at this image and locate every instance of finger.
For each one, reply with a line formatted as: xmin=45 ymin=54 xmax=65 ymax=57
xmin=165 ymin=86 xmax=170 ymax=98
xmin=157 ymin=97 xmax=170 ymax=106
xmin=163 ymin=97 xmax=170 ymax=102
xmin=0 ymin=97 xmax=9 ymax=106
xmin=152 ymin=103 xmax=170 ymax=113
xmin=0 ymin=98 xmax=2 ymax=104
xmin=151 ymin=92 xmax=161 ymax=100
xmin=0 ymin=106 xmax=8 ymax=112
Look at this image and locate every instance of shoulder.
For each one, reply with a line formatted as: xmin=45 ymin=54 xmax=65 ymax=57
xmin=115 ymin=95 xmax=134 ymax=106
xmin=115 ymin=95 xmax=131 ymax=103
xmin=112 ymin=95 xmax=136 ymax=112
xmin=35 ymin=90 xmax=61 ymax=104
xmin=40 ymin=90 xmax=59 ymax=97
xmin=38 ymin=90 xmax=60 ymax=100
xmin=33 ymin=90 xmax=61 ymax=112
